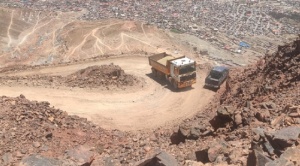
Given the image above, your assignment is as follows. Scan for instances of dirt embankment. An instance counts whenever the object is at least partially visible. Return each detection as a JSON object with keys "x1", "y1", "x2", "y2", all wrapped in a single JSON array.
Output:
[
  {"x1": 0, "y1": 94, "x2": 206, "y2": 166},
  {"x1": 65, "y1": 64, "x2": 141, "y2": 89},
  {"x1": 221, "y1": 36, "x2": 300, "y2": 108},
  {"x1": 174, "y1": 36, "x2": 300, "y2": 165},
  {"x1": 0, "y1": 64, "x2": 144, "y2": 90}
]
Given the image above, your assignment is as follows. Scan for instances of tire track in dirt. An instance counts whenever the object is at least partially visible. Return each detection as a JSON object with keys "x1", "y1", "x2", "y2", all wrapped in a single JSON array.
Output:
[
  {"x1": 0, "y1": 56, "x2": 215, "y2": 131},
  {"x1": 7, "y1": 10, "x2": 14, "y2": 47}
]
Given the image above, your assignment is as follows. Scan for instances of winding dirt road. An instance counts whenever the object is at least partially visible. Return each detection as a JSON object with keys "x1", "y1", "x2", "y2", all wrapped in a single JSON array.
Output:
[{"x1": 0, "y1": 56, "x2": 215, "y2": 131}]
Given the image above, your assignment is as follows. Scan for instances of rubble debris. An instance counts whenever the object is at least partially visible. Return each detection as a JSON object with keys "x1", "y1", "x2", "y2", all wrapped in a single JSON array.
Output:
[
  {"x1": 19, "y1": 155, "x2": 64, "y2": 166},
  {"x1": 65, "y1": 64, "x2": 140, "y2": 89},
  {"x1": 268, "y1": 126, "x2": 300, "y2": 152},
  {"x1": 65, "y1": 145, "x2": 94, "y2": 165},
  {"x1": 136, "y1": 151, "x2": 178, "y2": 166},
  {"x1": 266, "y1": 146, "x2": 300, "y2": 166},
  {"x1": 0, "y1": 64, "x2": 143, "y2": 90},
  {"x1": 250, "y1": 149, "x2": 272, "y2": 166},
  {"x1": 207, "y1": 140, "x2": 229, "y2": 163},
  {"x1": 178, "y1": 121, "x2": 213, "y2": 141},
  {"x1": 175, "y1": 37, "x2": 300, "y2": 166}
]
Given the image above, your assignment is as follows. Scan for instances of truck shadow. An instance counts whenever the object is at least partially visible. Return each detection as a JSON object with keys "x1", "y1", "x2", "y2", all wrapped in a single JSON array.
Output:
[
  {"x1": 202, "y1": 85, "x2": 218, "y2": 92},
  {"x1": 145, "y1": 73, "x2": 194, "y2": 92}
]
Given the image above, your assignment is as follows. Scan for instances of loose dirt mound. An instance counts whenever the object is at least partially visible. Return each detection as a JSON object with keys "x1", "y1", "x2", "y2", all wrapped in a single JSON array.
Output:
[
  {"x1": 0, "y1": 64, "x2": 143, "y2": 90},
  {"x1": 65, "y1": 64, "x2": 139, "y2": 89}
]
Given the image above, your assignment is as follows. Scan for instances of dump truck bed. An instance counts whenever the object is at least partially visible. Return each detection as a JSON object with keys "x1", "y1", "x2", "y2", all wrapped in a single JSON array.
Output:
[
  {"x1": 157, "y1": 56, "x2": 174, "y2": 66},
  {"x1": 148, "y1": 53, "x2": 175, "y2": 75}
]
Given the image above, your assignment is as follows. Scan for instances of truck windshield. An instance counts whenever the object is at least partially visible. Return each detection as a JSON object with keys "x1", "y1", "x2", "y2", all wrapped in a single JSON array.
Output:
[
  {"x1": 179, "y1": 65, "x2": 195, "y2": 74},
  {"x1": 210, "y1": 70, "x2": 222, "y2": 79}
]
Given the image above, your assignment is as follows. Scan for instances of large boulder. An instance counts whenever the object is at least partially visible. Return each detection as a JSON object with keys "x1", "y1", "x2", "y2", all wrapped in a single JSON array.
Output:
[
  {"x1": 2, "y1": 153, "x2": 13, "y2": 166},
  {"x1": 178, "y1": 123, "x2": 212, "y2": 140},
  {"x1": 207, "y1": 140, "x2": 229, "y2": 162},
  {"x1": 266, "y1": 146, "x2": 300, "y2": 166},
  {"x1": 214, "y1": 106, "x2": 244, "y2": 128},
  {"x1": 18, "y1": 155, "x2": 66, "y2": 166},
  {"x1": 184, "y1": 160, "x2": 204, "y2": 166},
  {"x1": 65, "y1": 145, "x2": 94, "y2": 165},
  {"x1": 179, "y1": 124, "x2": 190, "y2": 138},
  {"x1": 269, "y1": 126, "x2": 300, "y2": 151},
  {"x1": 217, "y1": 106, "x2": 234, "y2": 118},
  {"x1": 136, "y1": 151, "x2": 178, "y2": 166},
  {"x1": 253, "y1": 149, "x2": 272, "y2": 166}
]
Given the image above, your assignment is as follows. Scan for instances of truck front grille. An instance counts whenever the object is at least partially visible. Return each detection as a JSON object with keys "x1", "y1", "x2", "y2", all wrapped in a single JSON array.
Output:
[{"x1": 180, "y1": 73, "x2": 196, "y2": 82}]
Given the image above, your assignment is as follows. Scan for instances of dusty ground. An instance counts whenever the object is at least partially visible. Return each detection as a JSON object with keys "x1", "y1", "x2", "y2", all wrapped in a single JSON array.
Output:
[{"x1": 0, "y1": 56, "x2": 215, "y2": 131}]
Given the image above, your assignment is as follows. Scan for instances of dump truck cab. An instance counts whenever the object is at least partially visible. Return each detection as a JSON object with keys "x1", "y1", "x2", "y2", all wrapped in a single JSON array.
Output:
[{"x1": 169, "y1": 57, "x2": 196, "y2": 88}]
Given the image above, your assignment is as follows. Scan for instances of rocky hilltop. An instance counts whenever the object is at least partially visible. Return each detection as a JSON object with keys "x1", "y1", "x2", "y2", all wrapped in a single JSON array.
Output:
[{"x1": 176, "y1": 36, "x2": 300, "y2": 165}]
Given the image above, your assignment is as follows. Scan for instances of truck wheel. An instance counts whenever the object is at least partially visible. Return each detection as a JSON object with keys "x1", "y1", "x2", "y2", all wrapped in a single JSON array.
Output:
[
  {"x1": 172, "y1": 81, "x2": 178, "y2": 90},
  {"x1": 157, "y1": 71, "x2": 164, "y2": 79},
  {"x1": 151, "y1": 68, "x2": 157, "y2": 77}
]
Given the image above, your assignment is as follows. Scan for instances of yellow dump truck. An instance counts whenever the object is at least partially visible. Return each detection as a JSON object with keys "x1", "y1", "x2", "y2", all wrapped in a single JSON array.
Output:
[{"x1": 148, "y1": 52, "x2": 196, "y2": 89}]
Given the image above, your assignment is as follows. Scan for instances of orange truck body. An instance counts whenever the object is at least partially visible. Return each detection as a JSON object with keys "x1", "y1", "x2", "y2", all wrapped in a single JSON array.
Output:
[{"x1": 148, "y1": 52, "x2": 196, "y2": 89}]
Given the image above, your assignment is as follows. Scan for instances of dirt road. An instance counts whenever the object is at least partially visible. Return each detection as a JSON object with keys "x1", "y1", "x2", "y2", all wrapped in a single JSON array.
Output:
[{"x1": 0, "y1": 56, "x2": 215, "y2": 131}]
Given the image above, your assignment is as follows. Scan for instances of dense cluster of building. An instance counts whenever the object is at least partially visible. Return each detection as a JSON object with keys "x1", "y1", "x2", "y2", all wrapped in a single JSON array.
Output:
[{"x1": 1, "y1": 0, "x2": 299, "y2": 54}]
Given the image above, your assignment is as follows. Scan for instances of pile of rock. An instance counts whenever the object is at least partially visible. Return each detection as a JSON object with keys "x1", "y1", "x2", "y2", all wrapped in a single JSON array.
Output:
[
  {"x1": 64, "y1": 64, "x2": 141, "y2": 89},
  {"x1": 249, "y1": 126, "x2": 300, "y2": 166},
  {"x1": 0, "y1": 95, "x2": 181, "y2": 166},
  {"x1": 0, "y1": 95, "x2": 111, "y2": 165},
  {"x1": 174, "y1": 37, "x2": 300, "y2": 165},
  {"x1": 0, "y1": 64, "x2": 144, "y2": 90},
  {"x1": 221, "y1": 36, "x2": 300, "y2": 108}
]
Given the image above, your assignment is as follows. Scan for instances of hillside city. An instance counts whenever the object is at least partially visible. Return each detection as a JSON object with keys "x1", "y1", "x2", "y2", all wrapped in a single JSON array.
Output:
[{"x1": 1, "y1": 0, "x2": 299, "y2": 54}]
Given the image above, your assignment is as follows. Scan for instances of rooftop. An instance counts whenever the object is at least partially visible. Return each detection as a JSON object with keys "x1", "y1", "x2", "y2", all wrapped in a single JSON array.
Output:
[
  {"x1": 171, "y1": 57, "x2": 194, "y2": 66},
  {"x1": 213, "y1": 66, "x2": 228, "y2": 72}
]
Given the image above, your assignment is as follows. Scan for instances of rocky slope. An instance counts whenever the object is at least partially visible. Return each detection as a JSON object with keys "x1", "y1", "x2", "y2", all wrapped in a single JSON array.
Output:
[
  {"x1": 0, "y1": 37, "x2": 299, "y2": 166},
  {"x1": 176, "y1": 36, "x2": 300, "y2": 165}
]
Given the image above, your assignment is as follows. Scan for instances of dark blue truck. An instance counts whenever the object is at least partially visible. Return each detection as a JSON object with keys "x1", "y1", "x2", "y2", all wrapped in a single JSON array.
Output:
[{"x1": 205, "y1": 66, "x2": 229, "y2": 89}]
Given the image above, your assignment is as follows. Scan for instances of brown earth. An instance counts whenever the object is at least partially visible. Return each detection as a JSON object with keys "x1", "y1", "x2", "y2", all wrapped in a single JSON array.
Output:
[
  {"x1": 0, "y1": 56, "x2": 216, "y2": 131},
  {"x1": 0, "y1": 7, "x2": 186, "y2": 66},
  {"x1": 1, "y1": 37, "x2": 298, "y2": 166},
  {"x1": 0, "y1": 7, "x2": 257, "y2": 68},
  {"x1": 174, "y1": 36, "x2": 300, "y2": 165},
  {"x1": 0, "y1": 64, "x2": 143, "y2": 90},
  {"x1": 221, "y1": 36, "x2": 300, "y2": 108},
  {"x1": 64, "y1": 64, "x2": 141, "y2": 89}
]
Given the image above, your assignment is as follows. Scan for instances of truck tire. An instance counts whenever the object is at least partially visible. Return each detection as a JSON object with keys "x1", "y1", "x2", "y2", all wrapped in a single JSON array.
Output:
[
  {"x1": 172, "y1": 80, "x2": 178, "y2": 90},
  {"x1": 157, "y1": 71, "x2": 164, "y2": 79},
  {"x1": 151, "y1": 68, "x2": 157, "y2": 77}
]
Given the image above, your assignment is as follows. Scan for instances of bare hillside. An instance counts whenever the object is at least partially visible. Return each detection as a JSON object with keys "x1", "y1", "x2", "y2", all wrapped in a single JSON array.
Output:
[
  {"x1": 0, "y1": 7, "x2": 257, "y2": 68},
  {"x1": 0, "y1": 8, "x2": 182, "y2": 66}
]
